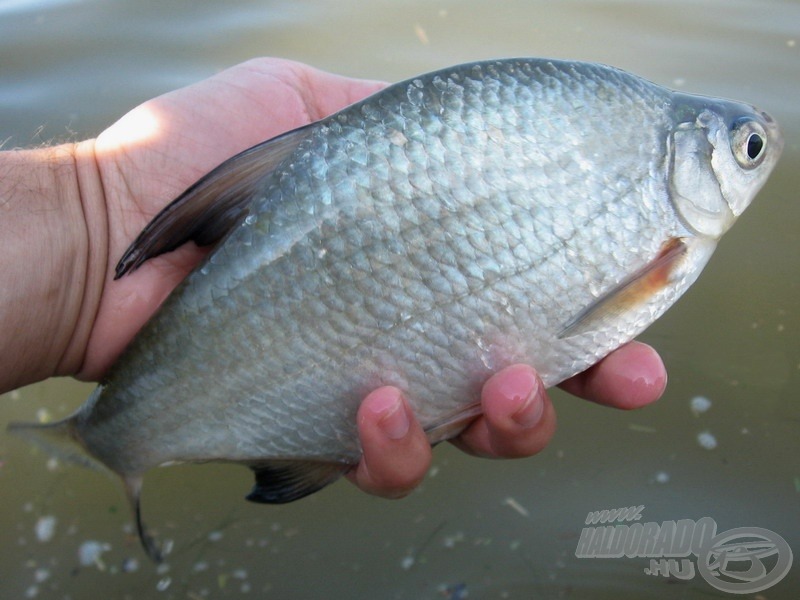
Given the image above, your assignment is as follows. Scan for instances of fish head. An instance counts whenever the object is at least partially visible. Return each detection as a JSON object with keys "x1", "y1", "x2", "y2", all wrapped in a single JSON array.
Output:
[{"x1": 668, "y1": 95, "x2": 783, "y2": 239}]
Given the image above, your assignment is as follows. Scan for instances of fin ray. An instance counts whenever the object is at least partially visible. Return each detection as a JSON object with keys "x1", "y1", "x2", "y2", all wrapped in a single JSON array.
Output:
[
  {"x1": 558, "y1": 237, "x2": 688, "y2": 339},
  {"x1": 6, "y1": 416, "x2": 105, "y2": 472},
  {"x1": 245, "y1": 460, "x2": 349, "y2": 504}
]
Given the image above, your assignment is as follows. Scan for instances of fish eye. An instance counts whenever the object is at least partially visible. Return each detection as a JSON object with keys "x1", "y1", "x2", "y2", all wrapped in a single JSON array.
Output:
[
  {"x1": 731, "y1": 119, "x2": 767, "y2": 169},
  {"x1": 746, "y1": 133, "x2": 764, "y2": 160}
]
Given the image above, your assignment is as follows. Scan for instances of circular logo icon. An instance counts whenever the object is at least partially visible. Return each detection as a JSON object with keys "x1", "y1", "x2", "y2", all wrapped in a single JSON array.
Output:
[{"x1": 697, "y1": 527, "x2": 793, "y2": 594}]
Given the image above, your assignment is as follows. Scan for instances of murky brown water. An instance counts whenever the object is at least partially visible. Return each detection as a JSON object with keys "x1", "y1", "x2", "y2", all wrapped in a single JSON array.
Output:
[{"x1": 1, "y1": 0, "x2": 798, "y2": 598}]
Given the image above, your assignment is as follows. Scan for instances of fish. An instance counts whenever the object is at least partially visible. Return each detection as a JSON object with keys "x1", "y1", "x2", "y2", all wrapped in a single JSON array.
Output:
[{"x1": 9, "y1": 58, "x2": 782, "y2": 561}]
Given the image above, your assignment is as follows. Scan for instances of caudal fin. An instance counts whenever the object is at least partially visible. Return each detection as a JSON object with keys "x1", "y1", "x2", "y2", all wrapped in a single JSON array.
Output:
[
  {"x1": 6, "y1": 416, "x2": 104, "y2": 471},
  {"x1": 8, "y1": 415, "x2": 164, "y2": 563}
]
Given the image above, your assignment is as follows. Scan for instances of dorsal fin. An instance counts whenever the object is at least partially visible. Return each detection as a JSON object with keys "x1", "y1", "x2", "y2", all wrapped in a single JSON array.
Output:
[
  {"x1": 114, "y1": 124, "x2": 314, "y2": 279},
  {"x1": 558, "y1": 237, "x2": 689, "y2": 339}
]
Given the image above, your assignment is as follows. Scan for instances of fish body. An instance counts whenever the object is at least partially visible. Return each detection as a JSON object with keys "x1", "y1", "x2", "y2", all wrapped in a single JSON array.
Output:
[{"x1": 11, "y1": 58, "x2": 782, "y2": 559}]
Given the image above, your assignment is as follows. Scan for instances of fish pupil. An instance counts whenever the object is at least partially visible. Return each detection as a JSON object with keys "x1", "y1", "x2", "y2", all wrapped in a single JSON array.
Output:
[{"x1": 747, "y1": 133, "x2": 764, "y2": 160}]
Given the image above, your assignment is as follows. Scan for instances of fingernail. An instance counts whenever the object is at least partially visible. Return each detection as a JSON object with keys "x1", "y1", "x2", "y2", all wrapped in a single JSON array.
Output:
[
  {"x1": 372, "y1": 394, "x2": 410, "y2": 440},
  {"x1": 488, "y1": 366, "x2": 545, "y2": 428},
  {"x1": 512, "y1": 390, "x2": 544, "y2": 428}
]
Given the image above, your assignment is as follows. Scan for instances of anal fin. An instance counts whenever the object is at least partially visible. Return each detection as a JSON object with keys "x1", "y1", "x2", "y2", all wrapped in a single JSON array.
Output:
[
  {"x1": 424, "y1": 402, "x2": 483, "y2": 445},
  {"x1": 245, "y1": 460, "x2": 350, "y2": 504},
  {"x1": 558, "y1": 237, "x2": 688, "y2": 339}
]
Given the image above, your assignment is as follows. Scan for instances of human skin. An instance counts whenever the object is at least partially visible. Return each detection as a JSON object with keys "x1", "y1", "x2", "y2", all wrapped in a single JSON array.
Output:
[{"x1": 0, "y1": 58, "x2": 667, "y2": 498}]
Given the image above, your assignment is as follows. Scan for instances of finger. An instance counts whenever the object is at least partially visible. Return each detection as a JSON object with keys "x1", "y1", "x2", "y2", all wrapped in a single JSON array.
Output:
[
  {"x1": 347, "y1": 387, "x2": 432, "y2": 498},
  {"x1": 452, "y1": 364, "x2": 556, "y2": 459},
  {"x1": 558, "y1": 341, "x2": 667, "y2": 410}
]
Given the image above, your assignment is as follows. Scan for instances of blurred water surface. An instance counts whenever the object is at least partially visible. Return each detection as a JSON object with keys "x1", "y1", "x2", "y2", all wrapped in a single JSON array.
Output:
[{"x1": 0, "y1": 0, "x2": 798, "y2": 598}]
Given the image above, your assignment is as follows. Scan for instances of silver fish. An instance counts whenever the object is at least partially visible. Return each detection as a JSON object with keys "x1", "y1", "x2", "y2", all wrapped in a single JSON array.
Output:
[{"x1": 11, "y1": 58, "x2": 782, "y2": 561}]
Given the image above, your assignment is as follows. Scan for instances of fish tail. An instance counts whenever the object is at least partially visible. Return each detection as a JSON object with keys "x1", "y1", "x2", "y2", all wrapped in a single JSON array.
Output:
[
  {"x1": 6, "y1": 414, "x2": 105, "y2": 472},
  {"x1": 8, "y1": 407, "x2": 164, "y2": 563}
]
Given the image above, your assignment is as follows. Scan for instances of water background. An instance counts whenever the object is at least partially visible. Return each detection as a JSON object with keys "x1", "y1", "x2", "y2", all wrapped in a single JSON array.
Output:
[{"x1": 1, "y1": 0, "x2": 798, "y2": 598}]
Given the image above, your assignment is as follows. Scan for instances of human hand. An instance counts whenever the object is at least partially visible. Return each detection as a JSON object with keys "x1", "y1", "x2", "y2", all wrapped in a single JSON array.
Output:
[{"x1": 350, "y1": 340, "x2": 665, "y2": 497}]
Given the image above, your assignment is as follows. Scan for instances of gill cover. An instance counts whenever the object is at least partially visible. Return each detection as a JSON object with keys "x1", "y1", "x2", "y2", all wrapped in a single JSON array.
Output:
[{"x1": 669, "y1": 105, "x2": 781, "y2": 239}]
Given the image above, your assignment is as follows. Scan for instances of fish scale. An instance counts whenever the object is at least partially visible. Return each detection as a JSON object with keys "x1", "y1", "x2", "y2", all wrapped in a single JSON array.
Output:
[{"x1": 9, "y1": 58, "x2": 782, "y2": 562}]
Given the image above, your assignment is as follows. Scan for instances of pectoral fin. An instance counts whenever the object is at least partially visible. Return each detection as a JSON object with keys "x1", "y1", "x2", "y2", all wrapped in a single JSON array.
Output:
[
  {"x1": 115, "y1": 124, "x2": 314, "y2": 278},
  {"x1": 558, "y1": 238, "x2": 688, "y2": 339},
  {"x1": 245, "y1": 460, "x2": 350, "y2": 504}
]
